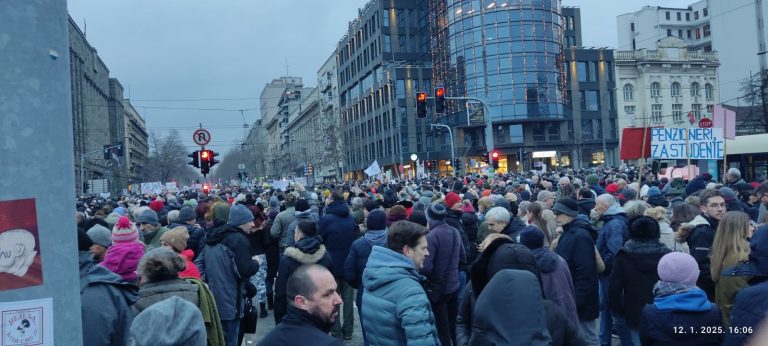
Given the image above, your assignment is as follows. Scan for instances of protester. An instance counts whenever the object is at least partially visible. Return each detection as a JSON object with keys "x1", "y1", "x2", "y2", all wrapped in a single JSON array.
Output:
[
  {"x1": 679, "y1": 189, "x2": 726, "y2": 300},
  {"x1": 361, "y1": 220, "x2": 439, "y2": 345},
  {"x1": 160, "y1": 226, "x2": 202, "y2": 279},
  {"x1": 101, "y1": 216, "x2": 144, "y2": 284},
  {"x1": 258, "y1": 264, "x2": 344, "y2": 346},
  {"x1": 132, "y1": 248, "x2": 199, "y2": 314},
  {"x1": 86, "y1": 224, "x2": 111, "y2": 262},
  {"x1": 136, "y1": 209, "x2": 170, "y2": 251},
  {"x1": 719, "y1": 224, "x2": 768, "y2": 327}
]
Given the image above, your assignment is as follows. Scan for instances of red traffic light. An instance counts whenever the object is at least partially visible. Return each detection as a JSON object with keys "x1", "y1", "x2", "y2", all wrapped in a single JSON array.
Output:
[
  {"x1": 417, "y1": 92, "x2": 427, "y2": 102},
  {"x1": 435, "y1": 87, "x2": 445, "y2": 97},
  {"x1": 491, "y1": 151, "x2": 499, "y2": 159},
  {"x1": 201, "y1": 150, "x2": 210, "y2": 159}
]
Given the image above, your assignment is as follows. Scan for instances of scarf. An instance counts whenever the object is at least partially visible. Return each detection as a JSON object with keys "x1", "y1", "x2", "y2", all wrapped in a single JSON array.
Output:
[
  {"x1": 653, "y1": 280, "x2": 695, "y2": 298},
  {"x1": 364, "y1": 229, "x2": 388, "y2": 247}
]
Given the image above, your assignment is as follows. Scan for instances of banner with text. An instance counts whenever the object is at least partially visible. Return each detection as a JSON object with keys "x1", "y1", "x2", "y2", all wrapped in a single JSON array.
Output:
[{"x1": 651, "y1": 128, "x2": 724, "y2": 160}]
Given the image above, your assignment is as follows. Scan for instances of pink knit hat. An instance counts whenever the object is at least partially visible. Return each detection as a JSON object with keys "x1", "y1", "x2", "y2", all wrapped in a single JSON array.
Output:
[{"x1": 112, "y1": 216, "x2": 139, "y2": 243}]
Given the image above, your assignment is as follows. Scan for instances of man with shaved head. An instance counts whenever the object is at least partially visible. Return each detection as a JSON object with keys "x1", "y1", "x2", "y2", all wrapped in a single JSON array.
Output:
[{"x1": 258, "y1": 264, "x2": 344, "y2": 346}]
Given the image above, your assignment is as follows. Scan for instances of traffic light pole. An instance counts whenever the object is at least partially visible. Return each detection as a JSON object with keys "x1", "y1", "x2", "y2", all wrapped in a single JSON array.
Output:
[
  {"x1": 429, "y1": 124, "x2": 455, "y2": 176},
  {"x1": 80, "y1": 144, "x2": 122, "y2": 195},
  {"x1": 445, "y1": 96, "x2": 494, "y2": 171}
]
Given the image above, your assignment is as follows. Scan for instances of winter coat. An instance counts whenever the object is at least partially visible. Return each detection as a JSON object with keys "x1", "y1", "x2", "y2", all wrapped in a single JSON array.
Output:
[
  {"x1": 641, "y1": 288, "x2": 723, "y2": 346},
  {"x1": 590, "y1": 184, "x2": 606, "y2": 196},
  {"x1": 422, "y1": 220, "x2": 466, "y2": 299},
  {"x1": 445, "y1": 208, "x2": 472, "y2": 270},
  {"x1": 501, "y1": 215, "x2": 527, "y2": 242},
  {"x1": 143, "y1": 226, "x2": 170, "y2": 252},
  {"x1": 195, "y1": 225, "x2": 259, "y2": 321},
  {"x1": 658, "y1": 220, "x2": 684, "y2": 252},
  {"x1": 533, "y1": 247, "x2": 580, "y2": 327},
  {"x1": 465, "y1": 270, "x2": 552, "y2": 345},
  {"x1": 361, "y1": 246, "x2": 440, "y2": 346},
  {"x1": 274, "y1": 235, "x2": 334, "y2": 324},
  {"x1": 596, "y1": 211, "x2": 628, "y2": 276},
  {"x1": 318, "y1": 200, "x2": 357, "y2": 278},
  {"x1": 577, "y1": 198, "x2": 595, "y2": 217},
  {"x1": 718, "y1": 225, "x2": 768, "y2": 327},
  {"x1": 460, "y1": 211, "x2": 480, "y2": 266},
  {"x1": 258, "y1": 305, "x2": 345, "y2": 346},
  {"x1": 100, "y1": 241, "x2": 145, "y2": 283},
  {"x1": 79, "y1": 252, "x2": 138, "y2": 346},
  {"x1": 608, "y1": 241, "x2": 671, "y2": 328},
  {"x1": 130, "y1": 296, "x2": 207, "y2": 346},
  {"x1": 270, "y1": 206, "x2": 297, "y2": 250},
  {"x1": 647, "y1": 194, "x2": 669, "y2": 208},
  {"x1": 168, "y1": 222, "x2": 205, "y2": 258},
  {"x1": 685, "y1": 175, "x2": 710, "y2": 196},
  {"x1": 285, "y1": 209, "x2": 320, "y2": 249},
  {"x1": 179, "y1": 249, "x2": 202, "y2": 280},
  {"x1": 132, "y1": 278, "x2": 199, "y2": 315},
  {"x1": 554, "y1": 218, "x2": 600, "y2": 321},
  {"x1": 724, "y1": 280, "x2": 768, "y2": 346},
  {"x1": 681, "y1": 214, "x2": 719, "y2": 299},
  {"x1": 343, "y1": 229, "x2": 387, "y2": 290}
]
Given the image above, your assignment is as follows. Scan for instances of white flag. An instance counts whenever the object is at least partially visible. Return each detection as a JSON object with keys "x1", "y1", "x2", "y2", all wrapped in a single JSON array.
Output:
[{"x1": 364, "y1": 160, "x2": 381, "y2": 177}]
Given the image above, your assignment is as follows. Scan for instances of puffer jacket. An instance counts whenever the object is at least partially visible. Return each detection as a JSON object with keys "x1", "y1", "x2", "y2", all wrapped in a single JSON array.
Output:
[
  {"x1": 680, "y1": 214, "x2": 719, "y2": 299},
  {"x1": 461, "y1": 211, "x2": 480, "y2": 266},
  {"x1": 596, "y1": 208, "x2": 628, "y2": 276},
  {"x1": 270, "y1": 206, "x2": 297, "y2": 251},
  {"x1": 361, "y1": 246, "x2": 440, "y2": 346},
  {"x1": 554, "y1": 218, "x2": 600, "y2": 321},
  {"x1": 274, "y1": 235, "x2": 334, "y2": 324},
  {"x1": 132, "y1": 278, "x2": 199, "y2": 315},
  {"x1": 318, "y1": 200, "x2": 357, "y2": 278},
  {"x1": 641, "y1": 287, "x2": 722, "y2": 346}
]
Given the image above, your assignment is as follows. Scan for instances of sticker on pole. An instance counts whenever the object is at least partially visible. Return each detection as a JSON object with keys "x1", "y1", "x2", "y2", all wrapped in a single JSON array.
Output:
[{"x1": 193, "y1": 128, "x2": 211, "y2": 146}]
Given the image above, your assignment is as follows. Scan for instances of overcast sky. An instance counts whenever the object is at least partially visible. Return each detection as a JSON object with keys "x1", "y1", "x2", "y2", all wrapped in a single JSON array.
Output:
[{"x1": 67, "y1": 0, "x2": 693, "y2": 155}]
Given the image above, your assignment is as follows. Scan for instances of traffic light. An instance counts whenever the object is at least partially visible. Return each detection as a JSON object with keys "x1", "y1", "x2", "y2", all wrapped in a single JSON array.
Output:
[
  {"x1": 209, "y1": 150, "x2": 220, "y2": 169},
  {"x1": 435, "y1": 87, "x2": 446, "y2": 114},
  {"x1": 416, "y1": 92, "x2": 427, "y2": 118},
  {"x1": 454, "y1": 159, "x2": 462, "y2": 170},
  {"x1": 103, "y1": 145, "x2": 110, "y2": 160},
  {"x1": 117, "y1": 141, "x2": 124, "y2": 156},
  {"x1": 491, "y1": 150, "x2": 500, "y2": 169},
  {"x1": 188, "y1": 151, "x2": 200, "y2": 168},
  {"x1": 308, "y1": 162, "x2": 313, "y2": 175},
  {"x1": 522, "y1": 151, "x2": 528, "y2": 161},
  {"x1": 200, "y1": 150, "x2": 210, "y2": 175},
  {"x1": 202, "y1": 184, "x2": 210, "y2": 194}
]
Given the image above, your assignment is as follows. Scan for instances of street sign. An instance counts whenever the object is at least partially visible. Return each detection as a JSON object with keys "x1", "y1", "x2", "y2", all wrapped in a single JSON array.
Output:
[
  {"x1": 193, "y1": 128, "x2": 211, "y2": 146},
  {"x1": 698, "y1": 117, "x2": 713, "y2": 128}
]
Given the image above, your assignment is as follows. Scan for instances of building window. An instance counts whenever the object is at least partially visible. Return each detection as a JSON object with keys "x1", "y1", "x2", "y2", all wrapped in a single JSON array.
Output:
[
  {"x1": 707, "y1": 104, "x2": 714, "y2": 117},
  {"x1": 383, "y1": 35, "x2": 391, "y2": 53},
  {"x1": 650, "y1": 82, "x2": 661, "y2": 97},
  {"x1": 497, "y1": 125, "x2": 506, "y2": 144},
  {"x1": 548, "y1": 123, "x2": 560, "y2": 141},
  {"x1": 533, "y1": 124, "x2": 545, "y2": 142},
  {"x1": 587, "y1": 90, "x2": 600, "y2": 111},
  {"x1": 705, "y1": 83, "x2": 714, "y2": 101},
  {"x1": 577, "y1": 62, "x2": 588, "y2": 82},
  {"x1": 694, "y1": 11, "x2": 699, "y2": 20},
  {"x1": 704, "y1": 45, "x2": 712, "y2": 52},
  {"x1": 624, "y1": 105, "x2": 636, "y2": 115},
  {"x1": 396, "y1": 9, "x2": 405, "y2": 27},
  {"x1": 623, "y1": 84, "x2": 634, "y2": 101},
  {"x1": 630, "y1": 22, "x2": 634, "y2": 31},
  {"x1": 695, "y1": 28, "x2": 701, "y2": 39},
  {"x1": 687, "y1": 30, "x2": 692, "y2": 38},
  {"x1": 692, "y1": 103, "x2": 702, "y2": 119},
  {"x1": 691, "y1": 82, "x2": 700, "y2": 97},
  {"x1": 678, "y1": 29, "x2": 683, "y2": 38},
  {"x1": 509, "y1": 124, "x2": 524, "y2": 144},
  {"x1": 671, "y1": 82, "x2": 681, "y2": 97},
  {"x1": 581, "y1": 119, "x2": 593, "y2": 140},
  {"x1": 672, "y1": 104, "x2": 683, "y2": 122},
  {"x1": 666, "y1": 11, "x2": 670, "y2": 20},
  {"x1": 703, "y1": 7, "x2": 708, "y2": 16},
  {"x1": 568, "y1": 121, "x2": 574, "y2": 140},
  {"x1": 579, "y1": 90, "x2": 587, "y2": 111},
  {"x1": 703, "y1": 25, "x2": 711, "y2": 37},
  {"x1": 677, "y1": 12, "x2": 682, "y2": 21},
  {"x1": 686, "y1": 13, "x2": 690, "y2": 21},
  {"x1": 383, "y1": 11, "x2": 390, "y2": 27},
  {"x1": 667, "y1": 29, "x2": 672, "y2": 37},
  {"x1": 652, "y1": 104, "x2": 663, "y2": 122},
  {"x1": 589, "y1": 61, "x2": 599, "y2": 81}
]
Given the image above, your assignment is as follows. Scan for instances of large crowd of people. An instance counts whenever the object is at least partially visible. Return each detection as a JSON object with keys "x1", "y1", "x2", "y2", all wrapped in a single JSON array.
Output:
[{"x1": 75, "y1": 165, "x2": 768, "y2": 345}]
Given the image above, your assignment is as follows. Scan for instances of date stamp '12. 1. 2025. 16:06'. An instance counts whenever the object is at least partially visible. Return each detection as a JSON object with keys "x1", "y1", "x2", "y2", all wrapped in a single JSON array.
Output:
[{"x1": 673, "y1": 326, "x2": 753, "y2": 335}]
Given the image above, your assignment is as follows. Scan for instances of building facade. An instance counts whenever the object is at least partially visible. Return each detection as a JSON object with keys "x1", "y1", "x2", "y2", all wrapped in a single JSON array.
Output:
[
  {"x1": 286, "y1": 87, "x2": 322, "y2": 181},
  {"x1": 615, "y1": 36, "x2": 720, "y2": 143},
  {"x1": 317, "y1": 53, "x2": 344, "y2": 181},
  {"x1": 123, "y1": 102, "x2": 149, "y2": 191},
  {"x1": 617, "y1": 1, "x2": 711, "y2": 52},
  {"x1": 254, "y1": 77, "x2": 307, "y2": 179}
]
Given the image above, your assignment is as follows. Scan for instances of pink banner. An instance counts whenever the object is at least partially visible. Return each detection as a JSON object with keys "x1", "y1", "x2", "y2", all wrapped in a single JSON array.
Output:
[{"x1": 712, "y1": 104, "x2": 736, "y2": 139}]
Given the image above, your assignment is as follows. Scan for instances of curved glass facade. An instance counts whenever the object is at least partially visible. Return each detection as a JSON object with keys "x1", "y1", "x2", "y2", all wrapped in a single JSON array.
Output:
[{"x1": 436, "y1": 0, "x2": 566, "y2": 120}]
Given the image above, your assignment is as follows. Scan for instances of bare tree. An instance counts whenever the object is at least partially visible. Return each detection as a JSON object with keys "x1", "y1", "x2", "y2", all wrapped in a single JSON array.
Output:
[
  {"x1": 211, "y1": 141, "x2": 249, "y2": 182},
  {"x1": 736, "y1": 73, "x2": 768, "y2": 134},
  {"x1": 145, "y1": 130, "x2": 200, "y2": 184}
]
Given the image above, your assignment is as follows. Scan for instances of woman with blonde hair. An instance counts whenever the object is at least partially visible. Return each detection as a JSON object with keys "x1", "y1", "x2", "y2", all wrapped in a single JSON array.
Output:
[
  {"x1": 476, "y1": 196, "x2": 495, "y2": 222},
  {"x1": 712, "y1": 211, "x2": 755, "y2": 326},
  {"x1": 644, "y1": 206, "x2": 689, "y2": 253}
]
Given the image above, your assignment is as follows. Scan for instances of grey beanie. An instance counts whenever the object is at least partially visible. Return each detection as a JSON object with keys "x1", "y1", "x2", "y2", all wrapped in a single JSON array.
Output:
[
  {"x1": 130, "y1": 296, "x2": 206, "y2": 346},
  {"x1": 87, "y1": 224, "x2": 112, "y2": 248},
  {"x1": 178, "y1": 206, "x2": 196, "y2": 222},
  {"x1": 137, "y1": 209, "x2": 159, "y2": 225},
  {"x1": 228, "y1": 204, "x2": 254, "y2": 226}
]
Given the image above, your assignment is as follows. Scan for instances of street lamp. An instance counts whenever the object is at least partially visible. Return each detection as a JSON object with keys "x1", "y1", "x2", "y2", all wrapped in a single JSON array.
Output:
[{"x1": 410, "y1": 153, "x2": 417, "y2": 178}]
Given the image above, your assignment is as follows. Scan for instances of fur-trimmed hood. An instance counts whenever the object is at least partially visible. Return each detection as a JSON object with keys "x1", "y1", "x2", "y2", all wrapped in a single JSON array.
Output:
[
  {"x1": 284, "y1": 238, "x2": 328, "y2": 264},
  {"x1": 677, "y1": 214, "x2": 710, "y2": 242}
]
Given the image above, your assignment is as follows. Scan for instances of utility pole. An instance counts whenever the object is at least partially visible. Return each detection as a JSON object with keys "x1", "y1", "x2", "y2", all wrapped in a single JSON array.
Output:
[{"x1": 430, "y1": 124, "x2": 455, "y2": 176}]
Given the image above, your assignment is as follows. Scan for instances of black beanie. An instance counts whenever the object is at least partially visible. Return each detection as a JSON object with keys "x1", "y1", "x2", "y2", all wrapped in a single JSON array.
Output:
[
  {"x1": 295, "y1": 199, "x2": 310, "y2": 212},
  {"x1": 366, "y1": 210, "x2": 387, "y2": 231},
  {"x1": 629, "y1": 216, "x2": 661, "y2": 240},
  {"x1": 78, "y1": 228, "x2": 93, "y2": 251},
  {"x1": 364, "y1": 199, "x2": 380, "y2": 212}
]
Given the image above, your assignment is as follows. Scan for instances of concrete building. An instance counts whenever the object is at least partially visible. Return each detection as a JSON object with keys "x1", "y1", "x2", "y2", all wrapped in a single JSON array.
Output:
[
  {"x1": 337, "y1": 0, "x2": 433, "y2": 179},
  {"x1": 123, "y1": 102, "x2": 149, "y2": 191},
  {"x1": 615, "y1": 36, "x2": 720, "y2": 143},
  {"x1": 285, "y1": 87, "x2": 322, "y2": 181},
  {"x1": 317, "y1": 53, "x2": 344, "y2": 181},
  {"x1": 618, "y1": 0, "x2": 766, "y2": 106}
]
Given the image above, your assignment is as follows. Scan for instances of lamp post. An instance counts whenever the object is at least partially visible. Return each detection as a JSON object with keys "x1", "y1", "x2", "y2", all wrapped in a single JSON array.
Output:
[{"x1": 410, "y1": 153, "x2": 418, "y2": 178}]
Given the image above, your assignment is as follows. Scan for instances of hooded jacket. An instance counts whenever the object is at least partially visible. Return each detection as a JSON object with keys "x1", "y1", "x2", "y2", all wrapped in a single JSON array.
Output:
[
  {"x1": 422, "y1": 220, "x2": 466, "y2": 299},
  {"x1": 718, "y1": 225, "x2": 768, "y2": 327},
  {"x1": 554, "y1": 217, "x2": 600, "y2": 321},
  {"x1": 132, "y1": 278, "x2": 199, "y2": 315},
  {"x1": 608, "y1": 240, "x2": 671, "y2": 328},
  {"x1": 641, "y1": 288, "x2": 722, "y2": 346},
  {"x1": 285, "y1": 209, "x2": 320, "y2": 249},
  {"x1": 724, "y1": 280, "x2": 768, "y2": 346},
  {"x1": 596, "y1": 206, "x2": 628, "y2": 276},
  {"x1": 130, "y1": 296, "x2": 207, "y2": 346},
  {"x1": 270, "y1": 206, "x2": 297, "y2": 250},
  {"x1": 258, "y1": 305, "x2": 344, "y2": 346},
  {"x1": 445, "y1": 208, "x2": 472, "y2": 270},
  {"x1": 361, "y1": 246, "x2": 440, "y2": 346},
  {"x1": 467, "y1": 270, "x2": 552, "y2": 345},
  {"x1": 79, "y1": 252, "x2": 138, "y2": 346},
  {"x1": 501, "y1": 215, "x2": 528, "y2": 242},
  {"x1": 318, "y1": 199, "x2": 357, "y2": 278},
  {"x1": 577, "y1": 198, "x2": 596, "y2": 216},
  {"x1": 100, "y1": 241, "x2": 145, "y2": 283},
  {"x1": 195, "y1": 225, "x2": 259, "y2": 321},
  {"x1": 681, "y1": 214, "x2": 719, "y2": 299},
  {"x1": 344, "y1": 229, "x2": 388, "y2": 290},
  {"x1": 533, "y1": 247, "x2": 580, "y2": 328},
  {"x1": 274, "y1": 235, "x2": 334, "y2": 323},
  {"x1": 460, "y1": 211, "x2": 480, "y2": 266}
]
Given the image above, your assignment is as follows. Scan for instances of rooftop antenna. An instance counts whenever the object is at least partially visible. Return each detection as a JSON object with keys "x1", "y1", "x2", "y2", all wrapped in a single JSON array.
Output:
[{"x1": 285, "y1": 57, "x2": 290, "y2": 77}]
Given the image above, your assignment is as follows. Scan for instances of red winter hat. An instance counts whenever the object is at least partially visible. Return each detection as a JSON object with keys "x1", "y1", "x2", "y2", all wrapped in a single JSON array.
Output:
[
  {"x1": 606, "y1": 183, "x2": 620, "y2": 194},
  {"x1": 445, "y1": 192, "x2": 461, "y2": 209},
  {"x1": 149, "y1": 199, "x2": 164, "y2": 212}
]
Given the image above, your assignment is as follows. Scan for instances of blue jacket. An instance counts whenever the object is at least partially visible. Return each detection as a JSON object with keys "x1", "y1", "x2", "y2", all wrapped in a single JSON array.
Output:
[
  {"x1": 195, "y1": 225, "x2": 258, "y2": 320},
  {"x1": 344, "y1": 229, "x2": 387, "y2": 290},
  {"x1": 79, "y1": 252, "x2": 138, "y2": 346},
  {"x1": 596, "y1": 211, "x2": 628, "y2": 276},
  {"x1": 590, "y1": 184, "x2": 606, "y2": 196},
  {"x1": 641, "y1": 288, "x2": 722, "y2": 346},
  {"x1": 318, "y1": 200, "x2": 357, "y2": 278},
  {"x1": 554, "y1": 217, "x2": 599, "y2": 321},
  {"x1": 361, "y1": 246, "x2": 440, "y2": 346},
  {"x1": 422, "y1": 220, "x2": 466, "y2": 298},
  {"x1": 725, "y1": 280, "x2": 768, "y2": 346}
]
